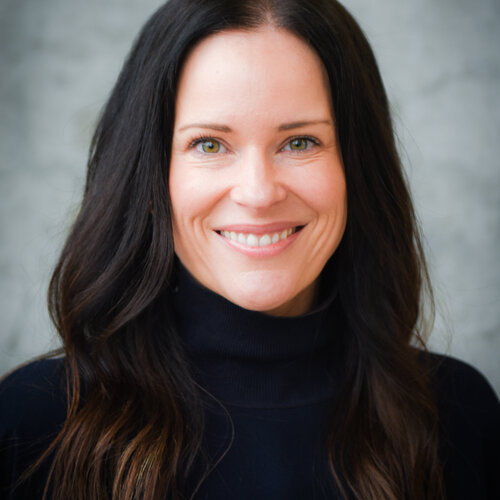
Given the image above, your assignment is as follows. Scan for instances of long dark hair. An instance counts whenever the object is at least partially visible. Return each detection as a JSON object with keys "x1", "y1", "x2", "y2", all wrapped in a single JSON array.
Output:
[{"x1": 38, "y1": 0, "x2": 444, "y2": 498}]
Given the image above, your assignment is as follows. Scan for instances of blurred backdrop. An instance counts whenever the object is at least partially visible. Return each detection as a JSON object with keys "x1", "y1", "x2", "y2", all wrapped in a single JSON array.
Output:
[{"x1": 1, "y1": 0, "x2": 499, "y2": 393}]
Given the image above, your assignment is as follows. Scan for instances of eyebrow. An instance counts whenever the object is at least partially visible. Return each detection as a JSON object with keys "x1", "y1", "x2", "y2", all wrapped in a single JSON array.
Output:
[
  {"x1": 278, "y1": 120, "x2": 332, "y2": 131},
  {"x1": 177, "y1": 123, "x2": 232, "y2": 133},
  {"x1": 177, "y1": 119, "x2": 332, "y2": 133}
]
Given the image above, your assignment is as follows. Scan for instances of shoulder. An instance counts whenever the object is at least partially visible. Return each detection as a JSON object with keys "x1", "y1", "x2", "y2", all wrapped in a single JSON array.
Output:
[
  {"x1": 0, "y1": 358, "x2": 67, "y2": 498},
  {"x1": 0, "y1": 357, "x2": 67, "y2": 439},
  {"x1": 422, "y1": 352, "x2": 500, "y2": 499},
  {"x1": 423, "y1": 352, "x2": 499, "y2": 420},
  {"x1": 422, "y1": 352, "x2": 499, "y2": 456}
]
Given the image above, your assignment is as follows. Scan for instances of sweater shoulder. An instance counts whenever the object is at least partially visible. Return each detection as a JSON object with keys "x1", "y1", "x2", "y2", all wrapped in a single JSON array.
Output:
[
  {"x1": 0, "y1": 358, "x2": 66, "y2": 498},
  {"x1": 424, "y1": 352, "x2": 499, "y2": 415},
  {"x1": 423, "y1": 352, "x2": 500, "y2": 499},
  {"x1": 0, "y1": 358, "x2": 67, "y2": 439}
]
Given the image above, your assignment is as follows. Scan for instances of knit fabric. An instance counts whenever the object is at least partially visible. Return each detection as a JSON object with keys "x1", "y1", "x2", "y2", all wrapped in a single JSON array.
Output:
[{"x1": 1, "y1": 263, "x2": 499, "y2": 498}]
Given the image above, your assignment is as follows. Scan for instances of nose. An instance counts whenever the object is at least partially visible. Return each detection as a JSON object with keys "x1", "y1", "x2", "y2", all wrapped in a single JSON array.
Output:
[{"x1": 230, "y1": 153, "x2": 287, "y2": 209}]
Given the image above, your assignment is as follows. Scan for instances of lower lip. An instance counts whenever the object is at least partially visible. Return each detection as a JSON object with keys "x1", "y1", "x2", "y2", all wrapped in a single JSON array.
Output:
[{"x1": 216, "y1": 229, "x2": 302, "y2": 257}]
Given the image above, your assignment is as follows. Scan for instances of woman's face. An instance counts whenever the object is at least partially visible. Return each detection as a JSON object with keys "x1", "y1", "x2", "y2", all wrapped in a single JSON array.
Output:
[{"x1": 169, "y1": 27, "x2": 347, "y2": 316}]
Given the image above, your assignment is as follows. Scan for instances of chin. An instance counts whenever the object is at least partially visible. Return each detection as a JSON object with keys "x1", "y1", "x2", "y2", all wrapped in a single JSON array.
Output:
[
  {"x1": 234, "y1": 295, "x2": 290, "y2": 314},
  {"x1": 217, "y1": 272, "x2": 314, "y2": 317}
]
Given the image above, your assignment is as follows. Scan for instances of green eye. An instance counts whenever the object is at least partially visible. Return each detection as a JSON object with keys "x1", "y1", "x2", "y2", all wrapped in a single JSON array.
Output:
[
  {"x1": 289, "y1": 138, "x2": 308, "y2": 150},
  {"x1": 191, "y1": 137, "x2": 228, "y2": 154},
  {"x1": 200, "y1": 140, "x2": 220, "y2": 153},
  {"x1": 282, "y1": 136, "x2": 319, "y2": 153}
]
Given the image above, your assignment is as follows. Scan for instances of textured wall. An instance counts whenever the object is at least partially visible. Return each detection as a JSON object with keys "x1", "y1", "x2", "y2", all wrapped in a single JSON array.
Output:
[{"x1": 1, "y1": 0, "x2": 499, "y2": 394}]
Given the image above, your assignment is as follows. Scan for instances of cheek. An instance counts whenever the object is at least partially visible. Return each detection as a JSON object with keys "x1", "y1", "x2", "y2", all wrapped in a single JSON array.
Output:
[
  {"x1": 169, "y1": 166, "x2": 219, "y2": 222},
  {"x1": 294, "y1": 164, "x2": 347, "y2": 215}
]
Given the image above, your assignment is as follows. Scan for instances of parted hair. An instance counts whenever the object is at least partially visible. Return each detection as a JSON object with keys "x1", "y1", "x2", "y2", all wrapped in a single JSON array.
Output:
[{"x1": 34, "y1": 0, "x2": 444, "y2": 498}]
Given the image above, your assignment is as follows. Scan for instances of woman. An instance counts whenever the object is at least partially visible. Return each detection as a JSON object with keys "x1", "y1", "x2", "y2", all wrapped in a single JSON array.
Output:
[{"x1": 1, "y1": 0, "x2": 498, "y2": 499}]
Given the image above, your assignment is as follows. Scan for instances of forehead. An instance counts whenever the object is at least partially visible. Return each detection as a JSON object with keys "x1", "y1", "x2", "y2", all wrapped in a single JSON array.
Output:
[{"x1": 175, "y1": 27, "x2": 332, "y2": 124}]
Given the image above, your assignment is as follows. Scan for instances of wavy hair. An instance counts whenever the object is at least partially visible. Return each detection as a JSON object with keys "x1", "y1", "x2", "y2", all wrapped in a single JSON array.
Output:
[{"x1": 35, "y1": 0, "x2": 444, "y2": 498}]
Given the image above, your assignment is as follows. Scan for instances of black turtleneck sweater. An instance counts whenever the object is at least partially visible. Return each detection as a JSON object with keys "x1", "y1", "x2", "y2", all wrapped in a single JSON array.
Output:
[
  {"x1": 171, "y1": 263, "x2": 343, "y2": 499},
  {"x1": 1, "y1": 264, "x2": 499, "y2": 499}
]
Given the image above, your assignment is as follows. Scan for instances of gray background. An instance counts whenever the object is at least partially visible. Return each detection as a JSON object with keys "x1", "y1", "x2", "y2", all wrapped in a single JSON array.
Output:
[{"x1": 1, "y1": 0, "x2": 499, "y2": 394}]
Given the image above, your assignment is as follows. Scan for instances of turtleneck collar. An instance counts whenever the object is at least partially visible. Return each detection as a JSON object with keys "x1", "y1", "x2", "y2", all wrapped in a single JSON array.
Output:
[{"x1": 171, "y1": 260, "x2": 342, "y2": 409}]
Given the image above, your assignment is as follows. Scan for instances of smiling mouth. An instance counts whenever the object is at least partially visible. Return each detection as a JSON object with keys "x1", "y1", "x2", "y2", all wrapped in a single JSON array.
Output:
[{"x1": 215, "y1": 226, "x2": 304, "y2": 248}]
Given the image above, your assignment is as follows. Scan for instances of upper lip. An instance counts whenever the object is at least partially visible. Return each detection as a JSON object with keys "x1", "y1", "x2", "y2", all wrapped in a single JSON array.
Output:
[{"x1": 214, "y1": 222, "x2": 306, "y2": 235}]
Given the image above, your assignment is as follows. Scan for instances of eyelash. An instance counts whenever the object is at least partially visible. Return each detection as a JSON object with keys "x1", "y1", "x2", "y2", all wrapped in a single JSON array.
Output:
[
  {"x1": 187, "y1": 135, "x2": 320, "y2": 153},
  {"x1": 281, "y1": 136, "x2": 320, "y2": 152},
  {"x1": 188, "y1": 135, "x2": 222, "y2": 150}
]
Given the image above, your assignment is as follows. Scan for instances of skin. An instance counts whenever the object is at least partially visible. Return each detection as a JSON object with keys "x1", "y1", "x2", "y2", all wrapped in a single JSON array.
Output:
[{"x1": 169, "y1": 26, "x2": 347, "y2": 316}]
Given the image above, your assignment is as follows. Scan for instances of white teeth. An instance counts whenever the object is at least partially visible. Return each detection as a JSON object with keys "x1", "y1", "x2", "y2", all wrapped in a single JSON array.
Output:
[
  {"x1": 259, "y1": 234, "x2": 271, "y2": 247},
  {"x1": 246, "y1": 234, "x2": 259, "y2": 247},
  {"x1": 219, "y1": 227, "x2": 299, "y2": 247}
]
